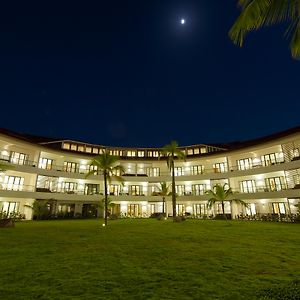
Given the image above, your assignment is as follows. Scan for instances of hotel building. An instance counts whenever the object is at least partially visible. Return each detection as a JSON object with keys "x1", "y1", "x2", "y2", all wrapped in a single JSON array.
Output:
[{"x1": 0, "y1": 126, "x2": 300, "y2": 220}]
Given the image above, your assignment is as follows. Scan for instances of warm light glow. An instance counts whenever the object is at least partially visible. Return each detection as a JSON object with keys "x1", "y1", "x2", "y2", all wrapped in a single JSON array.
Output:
[
  {"x1": 102, "y1": 224, "x2": 106, "y2": 227},
  {"x1": 181, "y1": 19, "x2": 185, "y2": 24}
]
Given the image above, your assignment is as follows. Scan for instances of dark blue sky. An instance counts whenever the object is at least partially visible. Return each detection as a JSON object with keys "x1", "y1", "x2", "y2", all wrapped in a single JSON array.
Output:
[{"x1": 0, "y1": 1, "x2": 299, "y2": 147}]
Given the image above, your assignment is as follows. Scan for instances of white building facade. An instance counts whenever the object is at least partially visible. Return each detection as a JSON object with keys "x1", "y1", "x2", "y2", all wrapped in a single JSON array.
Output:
[{"x1": 0, "y1": 127, "x2": 300, "y2": 220}]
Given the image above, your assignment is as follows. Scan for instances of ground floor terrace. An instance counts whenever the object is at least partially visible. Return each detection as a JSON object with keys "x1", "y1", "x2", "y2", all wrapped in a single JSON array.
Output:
[{"x1": 0, "y1": 196, "x2": 299, "y2": 220}]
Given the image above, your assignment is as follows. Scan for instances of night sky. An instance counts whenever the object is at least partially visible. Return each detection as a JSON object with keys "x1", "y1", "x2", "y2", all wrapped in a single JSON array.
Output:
[{"x1": 0, "y1": 1, "x2": 299, "y2": 147}]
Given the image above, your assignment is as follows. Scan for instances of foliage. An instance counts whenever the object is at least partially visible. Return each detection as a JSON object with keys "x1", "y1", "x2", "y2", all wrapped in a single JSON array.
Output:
[
  {"x1": 229, "y1": 0, "x2": 300, "y2": 59},
  {"x1": 161, "y1": 141, "x2": 186, "y2": 220},
  {"x1": 156, "y1": 182, "x2": 171, "y2": 214},
  {"x1": 0, "y1": 211, "x2": 25, "y2": 221},
  {"x1": 29, "y1": 200, "x2": 51, "y2": 220},
  {"x1": 86, "y1": 151, "x2": 124, "y2": 226},
  {"x1": 206, "y1": 183, "x2": 248, "y2": 219}
]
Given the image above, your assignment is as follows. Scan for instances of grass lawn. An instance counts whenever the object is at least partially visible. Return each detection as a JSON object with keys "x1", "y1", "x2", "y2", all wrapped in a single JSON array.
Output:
[{"x1": 0, "y1": 219, "x2": 299, "y2": 299}]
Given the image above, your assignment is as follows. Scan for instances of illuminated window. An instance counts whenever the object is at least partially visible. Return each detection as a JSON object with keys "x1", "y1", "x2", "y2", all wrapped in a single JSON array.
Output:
[
  {"x1": 1, "y1": 202, "x2": 19, "y2": 215},
  {"x1": 240, "y1": 180, "x2": 256, "y2": 193},
  {"x1": 265, "y1": 177, "x2": 284, "y2": 191},
  {"x1": 138, "y1": 151, "x2": 144, "y2": 157},
  {"x1": 86, "y1": 146, "x2": 92, "y2": 153},
  {"x1": 92, "y1": 148, "x2": 99, "y2": 154},
  {"x1": 38, "y1": 158, "x2": 53, "y2": 170},
  {"x1": 3, "y1": 176, "x2": 24, "y2": 191},
  {"x1": 63, "y1": 143, "x2": 70, "y2": 150},
  {"x1": 193, "y1": 204, "x2": 207, "y2": 216},
  {"x1": 187, "y1": 149, "x2": 193, "y2": 155},
  {"x1": 129, "y1": 185, "x2": 143, "y2": 196},
  {"x1": 127, "y1": 150, "x2": 136, "y2": 157},
  {"x1": 175, "y1": 185, "x2": 185, "y2": 196},
  {"x1": 70, "y1": 144, "x2": 77, "y2": 151},
  {"x1": 109, "y1": 184, "x2": 120, "y2": 195},
  {"x1": 85, "y1": 184, "x2": 99, "y2": 195},
  {"x1": 213, "y1": 163, "x2": 228, "y2": 173},
  {"x1": 194, "y1": 148, "x2": 200, "y2": 155},
  {"x1": 174, "y1": 167, "x2": 183, "y2": 176},
  {"x1": 237, "y1": 158, "x2": 252, "y2": 170},
  {"x1": 10, "y1": 152, "x2": 28, "y2": 165},
  {"x1": 190, "y1": 165, "x2": 204, "y2": 175},
  {"x1": 200, "y1": 147, "x2": 207, "y2": 154},
  {"x1": 192, "y1": 184, "x2": 207, "y2": 195},
  {"x1": 176, "y1": 204, "x2": 185, "y2": 215},
  {"x1": 146, "y1": 167, "x2": 160, "y2": 177},
  {"x1": 147, "y1": 151, "x2": 153, "y2": 157},
  {"x1": 153, "y1": 151, "x2": 159, "y2": 157},
  {"x1": 63, "y1": 162, "x2": 78, "y2": 173},
  {"x1": 127, "y1": 204, "x2": 140, "y2": 216},
  {"x1": 272, "y1": 202, "x2": 286, "y2": 214},
  {"x1": 77, "y1": 145, "x2": 84, "y2": 152},
  {"x1": 261, "y1": 153, "x2": 284, "y2": 166},
  {"x1": 58, "y1": 182, "x2": 77, "y2": 193},
  {"x1": 245, "y1": 203, "x2": 256, "y2": 215}
]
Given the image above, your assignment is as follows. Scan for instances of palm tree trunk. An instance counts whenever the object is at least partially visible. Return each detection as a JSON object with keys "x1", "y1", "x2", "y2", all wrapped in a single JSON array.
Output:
[
  {"x1": 104, "y1": 171, "x2": 108, "y2": 226},
  {"x1": 221, "y1": 201, "x2": 227, "y2": 220},
  {"x1": 162, "y1": 196, "x2": 165, "y2": 214},
  {"x1": 171, "y1": 159, "x2": 176, "y2": 220}
]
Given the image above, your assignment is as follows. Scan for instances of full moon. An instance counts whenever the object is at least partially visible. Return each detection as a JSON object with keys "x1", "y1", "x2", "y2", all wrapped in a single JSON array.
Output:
[{"x1": 181, "y1": 19, "x2": 185, "y2": 25}]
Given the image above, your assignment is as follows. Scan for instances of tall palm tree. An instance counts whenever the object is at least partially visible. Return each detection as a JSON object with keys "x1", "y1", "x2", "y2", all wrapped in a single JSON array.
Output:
[
  {"x1": 161, "y1": 141, "x2": 186, "y2": 220},
  {"x1": 157, "y1": 182, "x2": 171, "y2": 215},
  {"x1": 229, "y1": 0, "x2": 300, "y2": 59},
  {"x1": 206, "y1": 183, "x2": 248, "y2": 219},
  {"x1": 86, "y1": 151, "x2": 124, "y2": 226}
]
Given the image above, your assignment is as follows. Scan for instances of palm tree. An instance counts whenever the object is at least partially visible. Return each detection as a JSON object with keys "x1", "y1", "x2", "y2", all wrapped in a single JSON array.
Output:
[
  {"x1": 161, "y1": 141, "x2": 186, "y2": 220},
  {"x1": 157, "y1": 182, "x2": 171, "y2": 215},
  {"x1": 206, "y1": 183, "x2": 248, "y2": 219},
  {"x1": 229, "y1": 0, "x2": 300, "y2": 59},
  {"x1": 86, "y1": 151, "x2": 124, "y2": 226}
]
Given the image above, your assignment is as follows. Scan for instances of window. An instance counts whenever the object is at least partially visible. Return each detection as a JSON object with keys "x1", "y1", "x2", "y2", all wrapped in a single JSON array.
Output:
[
  {"x1": 38, "y1": 158, "x2": 53, "y2": 170},
  {"x1": 213, "y1": 163, "x2": 228, "y2": 173},
  {"x1": 174, "y1": 167, "x2": 183, "y2": 176},
  {"x1": 240, "y1": 180, "x2": 256, "y2": 193},
  {"x1": 150, "y1": 204, "x2": 155, "y2": 214},
  {"x1": 265, "y1": 177, "x2": 285, "y2": 191},
  {"x1": 130, "y1": 185, "x2": 143, "y2": 196},
  {"x1": 109, "y1": 184, "x2": 120, "y2": 196},
  {"x1": 62, "y1": 143, "x2": 70, "y2": 150},
  {"x1": 3, "y1": 176, "x2": 24, "y2": 191},
  {"x1": 261, "y1": 153, "x2": 284, "y2": 166},
  {"x1": 127, "y1": 204, "x2": 140, "y2": 216},
  {"x1": 175, "y1": 185, "x2": 185, "y2": 196},
  {"x1": 77, "y1": 145, "x2": 84, "y2": 152},
  {"x1": 86, "y1": 146, "x2": 92, "y2": 153},
  {"x1": 92, "y1": 148, "x2": 99, "y2": 154},
  {"x1": 237, "y1": 158, "x2": 252, "y2": 171},
  {"x1": 63, "y1": 162, "x2": 78, "y2": 173},
  {"x1": 138, "y1": 151, "x2": 145, "y2": 157},
  {"x1": 272, "y1": 202, "x2": 286, "y2": 214},
  {"x1": 200, "y1": 147, "x2": 207, "y2": 154},
  {"x1": 153, "y1": 151, "x2": 159, "y2": 157},
  {"x1": 187, "y1": 149, "x2": 194, "y2": 155},
  {"x1": 1, "y1": 202, "x2": 20, "y2": 215},
  {"x1": 127, "y1": 150, "x2": 136, "y2": 157},
  {"x1": 194, "y1": 148, "x2": 200, "y2": 155},
  {"x1": 176, "y1": 204, "x2": 185, "y2": 215},
  {"x1": 85, "y1": 184, "x2": 99, "y2": 195},
  {"x1": 59, "y1": 182, "x2": 77, "y2": 193},
  {"x1": 146, "y1": 167, "x2": 160, "y2": 177},
  {"x1": 193, "y1": 204, "x2": 207, "y2": 216},
  {"x1": 190, "y1": 165, "x2": 204, "y2": 175},
  {"x1": 192, "y1": 184, "x2": 207, "y2": 196},
  {"x1": 70, "y1": 144, "x2": 77, "y2": 151},
  {"x1": 10, "y1": 152, "x2": 28, "y2": 165},
  {"x1": 88, "y1": 165, "x2": 98, "y2": 175}
]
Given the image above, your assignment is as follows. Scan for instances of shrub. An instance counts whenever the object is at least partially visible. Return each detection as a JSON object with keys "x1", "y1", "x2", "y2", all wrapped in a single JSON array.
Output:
[{"x1": 173, "y1": 216, "x2": 186, "y2": 222}]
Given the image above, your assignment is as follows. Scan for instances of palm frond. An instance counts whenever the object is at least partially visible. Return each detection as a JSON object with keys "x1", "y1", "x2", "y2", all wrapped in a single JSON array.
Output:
[{"x1": 290, "y1": 20, "x2": 300, "y2": 58}]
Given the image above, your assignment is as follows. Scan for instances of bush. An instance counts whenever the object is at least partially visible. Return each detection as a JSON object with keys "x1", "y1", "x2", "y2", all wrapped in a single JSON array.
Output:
[{"x1": 173, "y1": 216, "x2": 186, "y2": 222}]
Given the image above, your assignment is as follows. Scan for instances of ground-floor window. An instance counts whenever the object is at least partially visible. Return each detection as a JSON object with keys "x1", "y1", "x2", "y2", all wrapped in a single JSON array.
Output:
[
  {"x1": 1, "y1": 201, "x2": 20, "y2": 215},
  {"x1": 193, "y1": 204, "x2": 207, "y2": 216},
  {"x1": 272, "y1": 202, "x2": 286, "y2": 214},
  {"x1": 128, "y1": 204, "x2": 140, "y2": 216},
  {"x1": 177, "y1": 204, "x2": 185, "y2": 215},
  {"x1": 82, "y1": 204, "x2": 98, "y2": 218},
  {"x1": 217, "y1": 202, "x2": 231, "y2": 214},
  {"x1": 150, "y1": 204, "x2": 155, "y2": 214}
]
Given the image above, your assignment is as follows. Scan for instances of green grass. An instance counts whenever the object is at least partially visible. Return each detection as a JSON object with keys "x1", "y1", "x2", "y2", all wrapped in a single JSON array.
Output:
[{"x1": 0, "y1": 219, "x2": 299, "y2": 299}]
